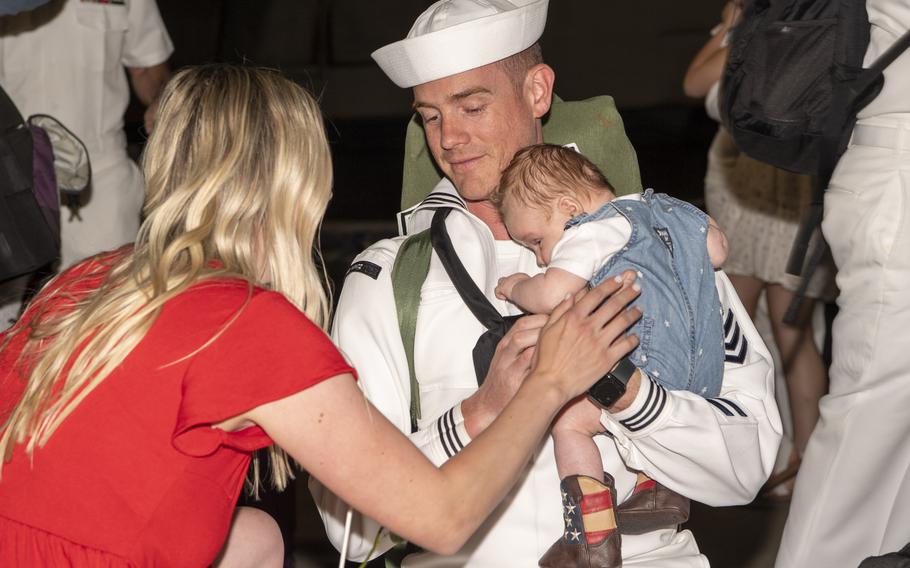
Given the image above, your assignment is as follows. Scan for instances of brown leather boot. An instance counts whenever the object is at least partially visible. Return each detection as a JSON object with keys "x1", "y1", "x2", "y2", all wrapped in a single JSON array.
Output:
[
  {"x1": 539, "y1": 474, "x2": 622, "y2": 568},
  {"x1": 615, "y1": 473, "x2": 689, "y2": 535}
]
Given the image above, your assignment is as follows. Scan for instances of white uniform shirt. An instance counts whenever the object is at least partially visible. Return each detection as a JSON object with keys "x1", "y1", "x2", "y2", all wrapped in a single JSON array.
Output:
[
  {"x1": 857, "y1": 0, "x2": 910, "y2": 120},
  {"x1": 0, "y1": 0, "x2": 173, "y2": 168},
  {"x1": 548, "y1": 194, "x2": 636, "y2": 281},
  {"x1": 311, "y1": 179, "x2": 782, "y2": 567}
]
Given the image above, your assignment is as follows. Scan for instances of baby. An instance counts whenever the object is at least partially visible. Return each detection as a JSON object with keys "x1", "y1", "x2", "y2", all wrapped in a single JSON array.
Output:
[{"x1": 492, "y1": 144, "x2": 729, "y2": 563}]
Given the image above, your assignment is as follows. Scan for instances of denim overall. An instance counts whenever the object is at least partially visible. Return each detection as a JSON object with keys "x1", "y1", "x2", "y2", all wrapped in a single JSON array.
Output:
[{"x1": 567, "y1": 189, "x2": 724, "y2": 397}]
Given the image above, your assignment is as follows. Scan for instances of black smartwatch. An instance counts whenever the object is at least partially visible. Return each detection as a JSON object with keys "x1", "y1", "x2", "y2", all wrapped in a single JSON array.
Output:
[{"x1": 587, "y1": 357, "x2": 638, "y2": 409}]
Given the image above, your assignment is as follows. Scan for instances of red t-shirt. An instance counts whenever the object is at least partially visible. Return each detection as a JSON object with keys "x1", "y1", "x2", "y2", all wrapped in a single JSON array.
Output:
[{"x1": 0, "y1": 261, "x2": 354, "y2": 566}]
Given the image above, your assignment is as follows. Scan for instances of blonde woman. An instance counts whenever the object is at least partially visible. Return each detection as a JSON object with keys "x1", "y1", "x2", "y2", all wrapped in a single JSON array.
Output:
[{"x1": 0, "y1": 65, "x2": 642, "y2": 567}]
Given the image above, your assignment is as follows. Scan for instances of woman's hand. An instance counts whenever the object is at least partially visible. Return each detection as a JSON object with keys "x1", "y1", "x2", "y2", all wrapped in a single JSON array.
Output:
[
  {"x1": 529, "y1": 271, "x2": 641, "y2": 402},
  {"x1": 462, "y1": 313, "x2": 547, "y2": 437}
]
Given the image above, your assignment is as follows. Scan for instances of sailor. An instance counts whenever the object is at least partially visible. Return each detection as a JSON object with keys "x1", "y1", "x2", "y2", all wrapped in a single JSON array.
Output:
[{"x1": 311, "y1": 1, "x2": 782, "y2": 565}]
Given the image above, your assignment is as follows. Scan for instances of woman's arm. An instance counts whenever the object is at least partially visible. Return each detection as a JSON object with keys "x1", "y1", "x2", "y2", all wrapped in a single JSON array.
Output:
[
  {"x1": 240, "y1": 277, "x2": 641, "y2": 555},
  {"x1": 683, "y1": 1, "x2": 741, "y2": 98}
]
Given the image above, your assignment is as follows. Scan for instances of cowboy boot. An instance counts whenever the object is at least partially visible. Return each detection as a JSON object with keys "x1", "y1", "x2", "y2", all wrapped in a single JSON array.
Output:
[
  {"x1": 615, "y1": 473, "x2": 690, "y2": 535},
  {"x1": 539, "y1": 474, "x2": 622, "y2": 568}
]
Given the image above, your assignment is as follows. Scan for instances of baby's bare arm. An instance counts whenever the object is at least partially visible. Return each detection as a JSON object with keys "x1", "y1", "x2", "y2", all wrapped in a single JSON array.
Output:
[{"x1": 499, "y1": 268, "x2": 588, "y2": 314}]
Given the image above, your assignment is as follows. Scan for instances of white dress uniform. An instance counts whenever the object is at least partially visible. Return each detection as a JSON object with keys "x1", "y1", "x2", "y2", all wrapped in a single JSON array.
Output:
[
  {"x1": 776, "y1": 3, "x2": 910, "y2": 567},
  {"x1": 311, "y1": 180, "x2": 782, "y2": 567},
  {"x1": 0, "y1": 0, "x2": 173, "y2": 268}
]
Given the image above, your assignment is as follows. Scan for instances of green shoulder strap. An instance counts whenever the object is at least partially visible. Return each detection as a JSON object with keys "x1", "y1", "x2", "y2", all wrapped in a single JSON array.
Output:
[{"x1": 391, "y1": 227, "x2": 433, "y2": 433}]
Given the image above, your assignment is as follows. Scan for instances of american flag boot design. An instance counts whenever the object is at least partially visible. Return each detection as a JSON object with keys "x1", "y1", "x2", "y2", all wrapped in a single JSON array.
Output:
[
  {"x1": 615, "y1": 472, "x2": 690, "y2": 535},
  {"x1": 539, "y1": 474, "x2": 622, "y2": 568}
]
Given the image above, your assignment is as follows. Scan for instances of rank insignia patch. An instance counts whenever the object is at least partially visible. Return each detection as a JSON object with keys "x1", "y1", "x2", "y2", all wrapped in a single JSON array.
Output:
[{"x1": 346, "y1": 260, "x2": 382, "y2": 280}]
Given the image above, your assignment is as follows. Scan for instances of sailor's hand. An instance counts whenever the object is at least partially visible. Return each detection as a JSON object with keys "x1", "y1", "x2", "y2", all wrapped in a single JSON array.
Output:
[{"x1": 461, "y1": 313, "x2": 546, "y2": 438}]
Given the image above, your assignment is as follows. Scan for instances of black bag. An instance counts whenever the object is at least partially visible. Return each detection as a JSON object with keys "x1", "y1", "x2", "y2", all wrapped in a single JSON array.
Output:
[
  {"x1": 720, "y1": 0, "x2": 882, "y2": 177},
  {"x1": 720, "y1": 0, "x2": 910, "y2": 320},
  {"x1": 858, "y1": 542, "x2": 910, "y2": 568},
  {"x1": 0, "y1": 86, "x2": 58, "y2": 282},
  {"x1": 0, "y1": 86, "x2": 91, "y2": 283}
]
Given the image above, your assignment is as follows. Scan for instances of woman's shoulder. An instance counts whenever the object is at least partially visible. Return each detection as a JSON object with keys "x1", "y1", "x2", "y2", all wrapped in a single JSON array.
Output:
[
  {"x1": 175, "y1": 278, "x2": 301, "y2": 320},
  {"x1": 180, "y1": 278, "x2": 331, "y2": 339}
]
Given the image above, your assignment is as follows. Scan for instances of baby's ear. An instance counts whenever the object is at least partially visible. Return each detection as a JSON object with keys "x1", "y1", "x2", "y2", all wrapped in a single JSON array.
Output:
[{"x1": 557, "y1": 195, "x2": 583, "y2": 218}]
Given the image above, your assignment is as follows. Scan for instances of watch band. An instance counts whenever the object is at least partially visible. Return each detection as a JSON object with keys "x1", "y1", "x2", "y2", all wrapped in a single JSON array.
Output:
[{"x1": 587, "y1": 356, "x2": 638, "y2": 409}]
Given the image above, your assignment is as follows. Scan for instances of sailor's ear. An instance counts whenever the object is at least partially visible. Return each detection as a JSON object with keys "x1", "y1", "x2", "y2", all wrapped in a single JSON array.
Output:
[{"x1": 525, "y1": 64, "x2": 555, "y2": 119}]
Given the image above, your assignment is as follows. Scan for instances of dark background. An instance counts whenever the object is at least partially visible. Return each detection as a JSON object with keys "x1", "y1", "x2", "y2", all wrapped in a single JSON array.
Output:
[
  {"x1": 131, "y1": 1, "x2": 725, "y2": 224},
  {"x1": 128, "y1": 2, "x2": 736, "y2": 566}
]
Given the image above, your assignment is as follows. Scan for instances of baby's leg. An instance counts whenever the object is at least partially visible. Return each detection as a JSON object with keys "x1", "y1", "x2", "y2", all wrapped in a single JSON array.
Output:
[
  {"x1": 553, "y1": 428, "x2": 604, "y2": 481},
  {"x1": 552, "y1": 397, "x2": 606, "y2": 481},
  {"x1": 540, "y1": 399, "x2": 622, "y2": 566},
  {"x1": 706, "y1": 214, "x2": 729, "y2": 269}
]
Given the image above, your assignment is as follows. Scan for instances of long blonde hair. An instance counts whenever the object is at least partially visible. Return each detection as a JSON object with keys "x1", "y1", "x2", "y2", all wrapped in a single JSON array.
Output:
[{"x1": 0, "y1": 65, "x2": 334, "y2": 492}]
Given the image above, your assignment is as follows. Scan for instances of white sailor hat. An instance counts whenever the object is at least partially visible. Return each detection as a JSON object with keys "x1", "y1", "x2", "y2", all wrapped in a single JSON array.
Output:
[{"x1": 372, "y1": 0, "x2": 549, "y2": 88}]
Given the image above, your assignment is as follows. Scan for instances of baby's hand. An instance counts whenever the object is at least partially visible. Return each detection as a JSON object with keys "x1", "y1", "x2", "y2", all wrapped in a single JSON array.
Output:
[{"x1": 495, "y1": 273, "x2": 531, "y2": 301}]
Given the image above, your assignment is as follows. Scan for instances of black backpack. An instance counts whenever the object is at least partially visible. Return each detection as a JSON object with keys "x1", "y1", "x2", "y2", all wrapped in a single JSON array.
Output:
[
  {"x1": 720, "y1": 0, "x2": 910, "y2": 318},
  {"x1": 0, "y1": 86, "x2": 89, "y2": 283}
]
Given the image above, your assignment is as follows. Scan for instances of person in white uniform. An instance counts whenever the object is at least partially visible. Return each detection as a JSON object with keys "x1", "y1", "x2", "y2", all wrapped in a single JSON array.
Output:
[
  {"x1": 310, "y1": 1, "x2": 782, "y2": 566},
  {"x1": 776, "y1": 3, "x2": 910, "y2": 567},
  {"x1": 0, "y1": 0, "x2": 172, "y2": 328}
]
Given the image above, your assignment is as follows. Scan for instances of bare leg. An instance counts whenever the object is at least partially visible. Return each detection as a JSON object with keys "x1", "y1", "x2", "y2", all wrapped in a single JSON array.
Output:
[
  {"x1": 213, "y1": 506, "x2": 284, "y2": 568},
  {"x1": 553, "y1": 427, "x2": 605, "y2": 481},
  {"x1": 727, "y1": 273, "x2": 765, "y2": 318},
  {"x1": 551, "y1": 397, "x2": 608, "y2": 481},
  {"x1": 766, "y1": 284, "x2": 828, "y2": 456}
]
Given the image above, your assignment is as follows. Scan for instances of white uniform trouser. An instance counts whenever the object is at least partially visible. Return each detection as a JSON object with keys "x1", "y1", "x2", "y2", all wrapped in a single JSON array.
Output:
[
  {"x1": 61, "y1": 151, "x2": 144, "y2": 268},
  {"x1": 776, "y1": 115, "x2": 910, "y2": 568}
]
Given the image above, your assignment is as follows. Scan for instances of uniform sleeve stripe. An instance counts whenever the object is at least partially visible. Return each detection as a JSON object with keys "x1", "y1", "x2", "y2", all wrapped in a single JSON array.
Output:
[
  {"x1": 621, "y1": 381, "x2": 667, "y2": 432},
  {"x1": 622, "y1": 379, "x2": 656, "y2": 424},
  {"x1": 723, "y1": 309, "x2": 734, "y2": 335},
  {"x1": 714, "y1": 397, "x2": 747, "y2": 417},
  {"x1": 445, "y1": 408, "x2": 465, "y2": 451},
  {"x1": 442, "y1": 413, "x2": 458, "y2": 457},
  {"x1": 625, "y1": 386, "x2": 666, "y2": 431},
  {"x1": 707, "y1": 399, "x2": 734, "y2": 416},
  {"x1": 436, "y1": 408, "x2": 465, "y2": 458},
  {"x1": 437, "y1": 415, "x2": 454, "y2": 458}
]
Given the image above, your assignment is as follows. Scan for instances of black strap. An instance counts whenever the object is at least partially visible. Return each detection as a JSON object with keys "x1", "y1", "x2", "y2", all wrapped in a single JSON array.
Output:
[
  {"x1": 430, "y1": 208, "x2": 526, "y2": 385},
  {"x1": 853, "y1": 28, "x2": 910, "y2": 97},
  {"x1": 430, "y1": 208, "x2": 504, "y2": 330}
]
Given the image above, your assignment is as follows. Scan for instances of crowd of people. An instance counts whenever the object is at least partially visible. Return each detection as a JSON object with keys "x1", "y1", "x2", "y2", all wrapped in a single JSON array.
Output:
[{"x1": 0, "y1": 0, "x2": 908, "y2": 567}]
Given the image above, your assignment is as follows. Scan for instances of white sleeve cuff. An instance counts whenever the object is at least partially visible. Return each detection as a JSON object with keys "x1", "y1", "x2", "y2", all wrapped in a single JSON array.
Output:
[
  {"x1": 436, "y1": 404, "x2": 472, "y2": 458},
  {"x1": 602, "y1": 374, "x2": 673, "y2": 437}
]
